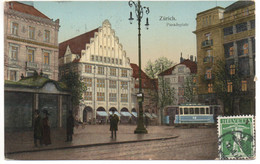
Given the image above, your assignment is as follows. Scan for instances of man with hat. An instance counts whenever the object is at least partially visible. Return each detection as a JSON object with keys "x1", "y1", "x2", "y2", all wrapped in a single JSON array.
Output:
[
  {"x1": 66, "y1": 110, "x2": 75, "y2": 142},
  {"x1": 34, "y1": 110, "x2": 43, "y2": 147},
  {"x1": 109, "y1": 109, "x2": 119, "y2": 139}
]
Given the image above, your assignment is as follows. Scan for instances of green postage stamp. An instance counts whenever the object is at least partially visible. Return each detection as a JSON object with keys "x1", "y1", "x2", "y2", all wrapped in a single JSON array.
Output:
[{"x1": 218, "y1": 115, "x2": 255, "y2": 160}]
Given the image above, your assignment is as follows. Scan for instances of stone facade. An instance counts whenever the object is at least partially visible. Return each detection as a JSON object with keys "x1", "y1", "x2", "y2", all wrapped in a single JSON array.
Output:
[
  {"x1": 59, "y1": 20, "x2": 135, "y2": 123},
  {"x1": 4, "y1": 2, "x2": 60, "y2": 81}
]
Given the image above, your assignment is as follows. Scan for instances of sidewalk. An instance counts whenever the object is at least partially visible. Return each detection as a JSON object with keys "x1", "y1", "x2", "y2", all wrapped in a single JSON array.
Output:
[{"x1": 5, "y1": 125, "x2": 178, "y2": 154}]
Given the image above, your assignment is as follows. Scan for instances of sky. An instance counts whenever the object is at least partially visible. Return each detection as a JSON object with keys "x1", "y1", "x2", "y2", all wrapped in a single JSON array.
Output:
[{"x1": 25, "y1": 0, "x2": 236, "y2": 68}]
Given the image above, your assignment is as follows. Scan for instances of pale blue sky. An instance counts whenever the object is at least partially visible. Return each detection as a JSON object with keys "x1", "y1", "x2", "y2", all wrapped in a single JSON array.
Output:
[{"x1": 31, "y1": 0, "x2": 236, "y2": 67}]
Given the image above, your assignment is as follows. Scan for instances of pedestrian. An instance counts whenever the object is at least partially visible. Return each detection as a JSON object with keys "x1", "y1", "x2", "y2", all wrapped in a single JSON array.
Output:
[
  {"x1": 145, "y1": 115, "x2": 149, "y2": 128},
  {"x1": 109, "y1": 109, "x2": 119, "y2": 138},
  {"x1": 33, "y1": 110, "x2": 43, "y2": 147},
  {"x1": 66, "y1": 110, "x2": 75, "y2": 142},
  {"x1": 42, "y1": 110, "x2": 51, "y2": 145}
]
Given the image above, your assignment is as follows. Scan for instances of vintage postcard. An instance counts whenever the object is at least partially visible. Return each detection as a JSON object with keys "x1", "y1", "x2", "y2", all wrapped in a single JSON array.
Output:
[{"x1": 2, "y1": 0, "x2": 257, "y2": 161}]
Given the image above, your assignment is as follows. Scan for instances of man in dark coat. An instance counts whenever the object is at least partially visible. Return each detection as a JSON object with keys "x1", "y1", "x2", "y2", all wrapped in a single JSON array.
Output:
[
  {"x1": 34, "y1": 110, "x2": 43, "y2": 147},
  {"x1": 66, "y1": 110, "x2": 75, "y2": 142},
  {"x1": 42, "y1": 110, "x2": 51, "y2": 145},
  {"x1": 109, "y1": 110, "x2": 119, "y2": 138}
]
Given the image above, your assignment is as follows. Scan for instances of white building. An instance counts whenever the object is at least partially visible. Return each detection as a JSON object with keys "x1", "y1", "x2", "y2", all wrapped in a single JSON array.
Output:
[
  {"x1": 158, "y1": 55, "x2": 198, "y2": 104},
  {"x1": 59, "y1": 20, "x2": 135, "y2": 123}
]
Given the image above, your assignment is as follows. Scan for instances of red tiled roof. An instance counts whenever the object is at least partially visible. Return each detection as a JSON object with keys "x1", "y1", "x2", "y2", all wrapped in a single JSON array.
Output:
[
  {"x1": 8, "y1": 1, "x2": 50, "y2": 19},
  {"x1": 130, "y1": 63, "x2": 157, "y2": 90},
  {"x1": 59, "y1": 28, "x2": 99, "y2": 59},
  {"x1": 158, "y1": 59, "x2": 197, "y2": 76}
]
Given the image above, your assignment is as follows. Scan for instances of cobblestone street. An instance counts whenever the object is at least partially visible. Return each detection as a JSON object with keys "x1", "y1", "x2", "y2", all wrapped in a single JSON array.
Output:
[{"x1": 6, "y1": 126, "x2": 218, "y2": 160}]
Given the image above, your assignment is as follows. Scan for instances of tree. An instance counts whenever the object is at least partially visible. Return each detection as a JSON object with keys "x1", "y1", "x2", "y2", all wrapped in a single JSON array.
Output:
[
  {"x1": 212, "y1": 59, "x2": 242, "y2": 115},
  {"x1": 183, "y1": 74, "x2": 197, "y2": 103},
  {"x1": 145, "y1": 57, "x2": 175, "y2": 79},
  {"x1": 60, "y1": 71, "x2": 87, "y2": 115}
]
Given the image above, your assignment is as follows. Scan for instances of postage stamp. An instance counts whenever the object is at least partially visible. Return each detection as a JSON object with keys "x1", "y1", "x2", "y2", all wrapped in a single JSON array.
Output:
[{"x1": 217, "y1": 115, "x2": 255, "y2": 160}]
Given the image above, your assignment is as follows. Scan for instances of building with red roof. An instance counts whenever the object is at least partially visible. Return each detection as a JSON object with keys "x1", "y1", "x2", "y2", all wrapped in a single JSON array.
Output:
[{"x1": 4, "y1": 1, "x2": 60, "y2": 81}]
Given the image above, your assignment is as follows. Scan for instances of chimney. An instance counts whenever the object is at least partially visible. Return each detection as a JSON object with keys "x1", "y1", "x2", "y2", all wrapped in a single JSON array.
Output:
[
  {"x1": 190, "y1": 55, "x2": 193, "y2": 61},
  {"x1": 180, "y1": 52, "x2": 183, "y2": 63}
]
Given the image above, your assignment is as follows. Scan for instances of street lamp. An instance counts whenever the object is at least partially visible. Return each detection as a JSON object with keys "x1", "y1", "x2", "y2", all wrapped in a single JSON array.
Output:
[{"x1": 128, "y1": 0, "x2": 149, "y2": 134}]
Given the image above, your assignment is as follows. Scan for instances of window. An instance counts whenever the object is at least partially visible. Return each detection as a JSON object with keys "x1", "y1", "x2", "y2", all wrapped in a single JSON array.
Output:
[
  {"x1": 84, "y1": 78, "x2": 92, "y2": 87},
  {"x1": 250, "y1": 20, "x2": 255, "y2": 29},
  {"x1": 190, "y1": 108, "x2": 194, "y2": 114},
  {"x1": 178, "y1": 87, "x2": 184, "y2": 96},
  {"x1": 224, "y1": 43, "x2": 234, "y2": 58},
  {"x1": 238, "y1": 57, "x2": 250, "y2": 75},
  {"x1": 195, "y1": 108, "x2": 200, "y2": 114},
  {"x1": 180, "y1": 108, "x2": 183, "y2": 115},
  {"x1": 121, "y1": 69, "x2": 127, "y2": 77},
  {"x1": 107, "y1": 57, "x2": 110, "y2": 63},
  {"x1": 206, "y1": 69, "x2": 212, "y2": 79},
  {"x1": 193, "y1": 87, "x2": 197, "y2": 94},
  {"x1": 85, "y1": 65, "x2": 92, "y2": 73},
  {"x1": 100, "y1": 56, "x2": 103, "y2": 62},
  {"x1": 11, "y1": 22, "x2": 18, "y2": 35},
  {"x1": 84, "y1": 92, "x2": 92, "y2": 101},
  {"x1": 223, "y1": 26, "x2": 233, "y2": 36},
  {"x1": 230, "y1": 65, "x2": 236, "y2": 75},
  {"x1": 91, "y1": 55, "x2": 94, "y2": 61},
  {"x1": 110, "y1": 68, "x2": 116, "y2": 76},
  {"x1": 119, "y1": 59, "x2": 122, "y2": 65},
  {"x1": 10, "y1": 70, "x2": 17, "y2": 81},
  {"x1": 43, "y1": 52, "x2": 50, "y2": 65},
  {"x1": 109, "y1": 80, "x2": 117, "y2": 88},
  {"x1": 112, "y1": 58, "x2": 114, "y2": 64},
  {"x1": 165, "y1": 78, "x2": 170, "y2": 84},
  {"x1": 27, "y1": 48, "x2": 34, "y2": 62},
  {"x1": 97, "y1": 79, "x2": 105, "y2": 88},
  {"x1": 241, "y1": 80, "x2": 247, "y2": 91},
  {"x1": 116, "y1": 59, "x2": 118, "y2": 64},
  {"x1": 227, "y1": 82, "x2": 233, "y2": 93},
  {"x1": 109, "y1": 93, "x2": 117, "y2": 102},
  {"x1": 96, "y1": 56, "x2": 99, "y2": 62},
  {"x1": 44, "y1": 30, "x2": 50, "y2": 42},
  {"x1": 98, "y1": 66, "x2": 104, "y2": 75},
  {"x1": 200, "y1": 108, "x2": 205, "y2": 114},
  {"x1": 178, "y1": 66, "x2": 184, "y2": 73},
  {"x1": 29, "y1": 26, "x2": 35, "y2": 39},
  {"x1": 121, "y1": 94, "x2": 128, "y2": 102},
  {"x1": 236, "y1": 22, "x2": 247, "y2": 33},
  {"x1": 184, "y1": 108, "x2": 189, "y2": 114},
  {"x1": 9, "y1": 45, "x2": 18, "y2": 60},
  {"x1": 97, "y1": 92, "x2": 105, "y2": 101},
  {"x1": 206, "y1": 108, "x2": 210, "y2": 114},
  {"x1": 208, "y1": 83, "x2": 213, "y2": 93},
  {"x1": 178, "y1": 76, "x2": 184, "y2": 83},
  {"x1": 193, "y1": 77, "x2": 197, "y2": 83},
  {"x1": 121, "y1": 81, "x2": 128, "y2": 89},
  {"x1": 104, "y1": 57, "x2": 107, "y2": 63}
]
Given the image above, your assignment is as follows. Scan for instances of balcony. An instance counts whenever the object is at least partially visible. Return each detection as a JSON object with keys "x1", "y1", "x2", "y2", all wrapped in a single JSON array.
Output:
[
  {"x1": 8, "y1": 59, "x2": 19, "y2": 67},
  {"x1": 42, "y1": 64, "x2": 51, "y2": 72},
  {"x1": 26, "y1": 61, "x2": 38, "y2": 70},
  {"x1": 202, "y1": 40, "x2": 213, "y2": 48}
]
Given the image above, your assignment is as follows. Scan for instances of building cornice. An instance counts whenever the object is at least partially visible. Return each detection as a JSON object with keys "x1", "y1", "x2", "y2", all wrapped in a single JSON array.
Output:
[{"x1": 7, "y1": 36, "x2": 59, "y2": 49}]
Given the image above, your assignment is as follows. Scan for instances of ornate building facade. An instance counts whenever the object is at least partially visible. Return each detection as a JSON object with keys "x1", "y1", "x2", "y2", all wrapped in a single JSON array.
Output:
[
  {"x1": 59, "y1": 20, "x2": 135, "y2": 123},
  {"x1": 4, "y1": 1, "x2": 60, "y2": 81},
  {"x1": 193, "y1": 1, "x2": 255, "y2": 114}
]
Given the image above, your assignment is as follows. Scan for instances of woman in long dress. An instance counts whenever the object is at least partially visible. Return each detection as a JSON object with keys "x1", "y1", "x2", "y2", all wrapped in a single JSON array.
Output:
[{"x1": 42, "y1": 110, "x2": 51, "y2": 145}]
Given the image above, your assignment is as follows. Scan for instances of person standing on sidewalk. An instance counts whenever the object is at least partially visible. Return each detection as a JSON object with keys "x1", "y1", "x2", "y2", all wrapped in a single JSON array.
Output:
[
  {"x1": 42, "y1": 110, "x2": 51, "y2": 145},
  {"x1": 34, "y1": 110, "x2": 43, "y2": 147},
  {"x1": 66, "y1": 110, "x2": 75, "y2": 142},
  {"x1": 109, "y1": 109, "x2": 119, "y2": 138}
]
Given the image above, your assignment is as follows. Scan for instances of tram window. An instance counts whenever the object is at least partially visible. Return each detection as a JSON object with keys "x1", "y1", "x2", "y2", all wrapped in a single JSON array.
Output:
[
  {"x1": 200, "y1": 108, "x2": 205, "y2": 114},
  {"x1": 206, "y1": 108, "x2": 209, "y2": 114},
  {"x1": 176, "y1": 109, "x2": 179, "y2": 114},
  {"x1": 180, "y1": 108, "x2": 183, "y2": 114},
  {"x1": 184, "y1": 108, "x2": 189, "y2": 114},
  {"x1": 195, "y1": 108, "x2": 200, "y2": 114},
  {"x1": 210, "y1": 108, "x2": 213, "y2": 114},
  {"x1": 190, "y1": 108, "x2": 194, "y2": 114}
]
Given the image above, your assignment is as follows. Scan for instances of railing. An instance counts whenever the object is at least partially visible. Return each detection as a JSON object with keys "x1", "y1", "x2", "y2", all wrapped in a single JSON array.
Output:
[
  {"x1": 42, "y1": 64, "x2": 51, "y2": 71},
  {"x1": 8, "y1": 59, "x2": 18, "y2": 66},
  {"x1": 202, "y1": 39, "x2": 213, "y2": 48},
  {"x1": 26, "y1": 61, "x2": 38, "y2": 69}
]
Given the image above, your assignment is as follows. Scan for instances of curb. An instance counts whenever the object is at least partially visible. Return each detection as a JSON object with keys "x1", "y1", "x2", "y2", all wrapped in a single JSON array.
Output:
[{"x1": 5, "y1": 135, "x2": 179, "y2": 155}]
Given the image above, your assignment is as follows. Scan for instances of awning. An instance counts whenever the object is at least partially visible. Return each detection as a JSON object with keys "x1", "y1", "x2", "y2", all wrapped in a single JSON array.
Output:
[
  {"x1": 132, "y1": 112, "x2": 137, "y2": 117},
  {"x1": 96, "y1": 111, "x2": 108, "y2": 117},
  {"x1": 109, "y1": 111, "x2": 121, "y2": 116},
  {"x1": 120, "y1": 112, "x2": 132, "y2": 117},
  {"x1": 151, "y1": 113, "x2": 158, "y2": 118},
  {"x1": 144, "y1": 113, "x2": 153, "y2": 119}
]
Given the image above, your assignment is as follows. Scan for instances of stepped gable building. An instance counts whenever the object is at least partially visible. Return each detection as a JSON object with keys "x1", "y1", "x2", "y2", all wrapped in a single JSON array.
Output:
[
  {"x1": 59, "y1": 20, "x2": 135, "y2": 124},
  {"x1": 4, "y1": 1, "x2": 60, "y2": 81},
  {"x1": 159, "y1": 55, "x2": 198, "y2": 105},
  {"x1": 193, "y1": 0, "x2": 255, "y2": 114}
]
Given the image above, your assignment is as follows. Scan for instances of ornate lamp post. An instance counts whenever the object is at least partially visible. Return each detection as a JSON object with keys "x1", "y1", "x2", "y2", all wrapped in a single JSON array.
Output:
[{"x1": 128, "y1": 0, "x2": 149, "y2": 134}]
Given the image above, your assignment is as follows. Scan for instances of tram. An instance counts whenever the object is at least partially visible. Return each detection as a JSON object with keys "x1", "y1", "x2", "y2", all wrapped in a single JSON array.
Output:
[{"x1": 164, "y1": 104, "x2": 221, "y2": 126}]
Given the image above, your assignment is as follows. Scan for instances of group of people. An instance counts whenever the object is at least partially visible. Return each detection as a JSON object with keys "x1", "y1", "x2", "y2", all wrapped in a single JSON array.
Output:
[{"x1": 33, "y1": 110, "x2": 51, "y2": 147}]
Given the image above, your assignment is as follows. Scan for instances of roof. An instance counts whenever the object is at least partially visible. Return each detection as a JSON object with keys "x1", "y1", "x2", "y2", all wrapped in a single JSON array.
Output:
[
  {"x1": 197, "y1": 6, "x2": 225, "y2": 16},
  {"x1": 130, "y1": 63, "x2": 157, "y2": 90},
  {"x1": 59, "y1": 28, "x2": 99, "y2": 59},
  {"x1": 158, "y1": 59, "x2": 197, "y2": 76},
  {"x1": 7, "y1": 1, "x2": 50, "y2": 19},
  {"x1": 224, "y1": 0, "x2": 255, "y2": 13}
]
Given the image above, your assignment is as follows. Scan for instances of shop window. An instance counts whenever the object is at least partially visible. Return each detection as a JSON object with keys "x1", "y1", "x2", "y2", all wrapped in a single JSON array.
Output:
[
  {"x1": 228, "y1": 82, "x2": 233, "y2": 93},
  {"x1": 241, "y1": 80, "x2": 247, "y2": 91}
]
